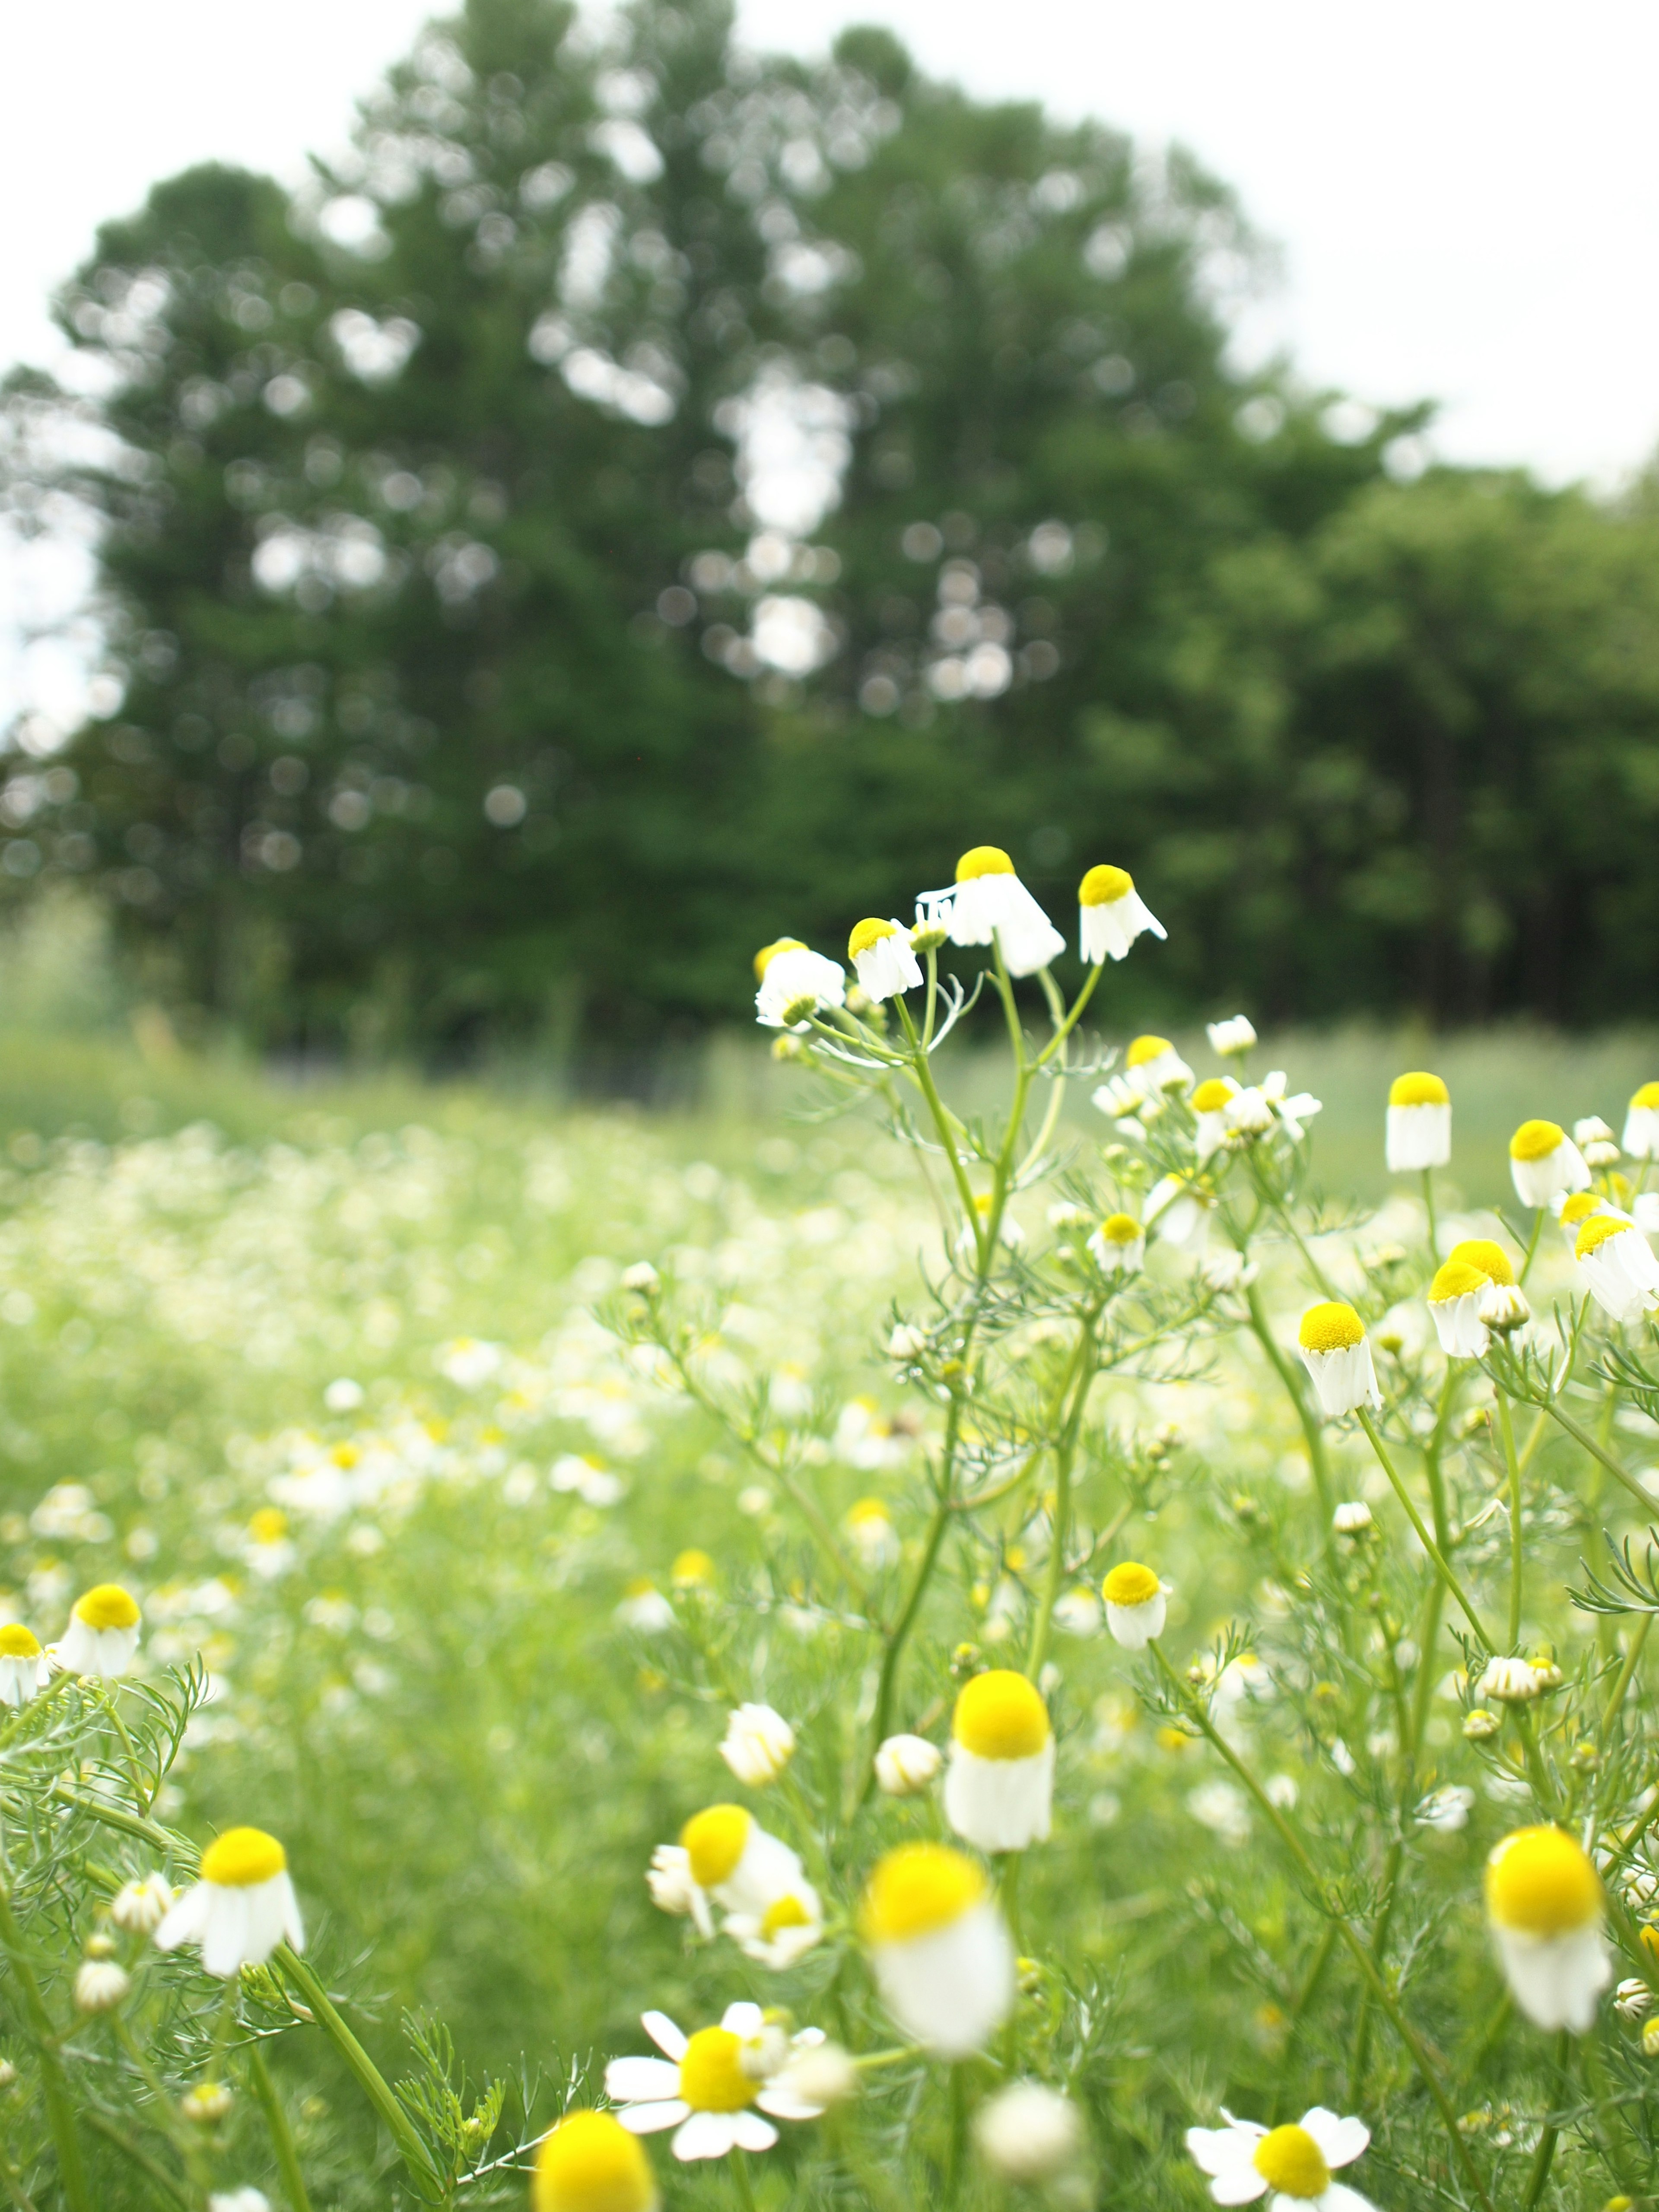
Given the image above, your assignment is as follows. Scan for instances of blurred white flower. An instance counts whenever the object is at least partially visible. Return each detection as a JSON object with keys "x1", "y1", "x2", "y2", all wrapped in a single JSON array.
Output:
[
  {"x1": 874, "y1": 1732, "x2": 942, "y2": 1795},
  {"x1": 155, "y1": 1827, "x2": 304, "y2": 1977},
  {"x1": 720, "y1": 1703, "x2": 795, "y2": 1786},
  {"x1": 1206, "y1": 1014, "x2": 1256, "y2": 1058},
  {"x1": 973, "y1": 2082, "x2": 1084, "y2": 2182}
]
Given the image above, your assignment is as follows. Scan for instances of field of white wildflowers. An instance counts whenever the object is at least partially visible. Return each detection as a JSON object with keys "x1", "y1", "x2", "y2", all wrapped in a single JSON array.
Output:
[{"x1": 3, "y1": 849, "x2": 1659, "y2": 2212}]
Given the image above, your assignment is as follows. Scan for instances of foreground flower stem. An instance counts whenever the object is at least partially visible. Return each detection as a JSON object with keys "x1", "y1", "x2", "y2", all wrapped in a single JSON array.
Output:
[
  {"x1": 1148, "y1": 1643, "x2": 1498, "y2": 2212},
  {"x1": 114, "y1": 2013, "x2": 214, "y2": 2196},
  {"x1": 1599, "y1": 1614, "x2": 1653, "y2": 1747},
  {"x1": 1518, "y1": 2029, "x2": 1570, "y2": 2212},
  {"x1": 1421, "y1": 1166, "x2": 1438, "y2": 1255},
  {"x1": 895, "y1": 998, "x2": 982, "y2": 1249},
  {"x1": 250, "y1": 2036, "x2": 315, "y2": 2212},
  {"x1": 277, "y1": 1947, "x2": 442, "y2": 2194},
  {"x1": 729, "y1": 2147, "x2": 759, "y2": 2212},
  {"x1": 1538, "y1": 1399, "x2": 1657, "y2": 1515},
  {"x1": 1494, "y1": 1387, "x2": 1526, "y2": 1650},
  {"x1": 0, "y1": 1885, "x2": 92, "y2": 2212},
  {"x1": 1356, "y1": 1410, "x2": 1494, "y2": 1648},
  {"x1": 1026, "y1": 1312, "x2": 1101, "y2": 1678},
  {"x1": 1243, "y1": 1284, "x2": 1336, "y2": 1541}
]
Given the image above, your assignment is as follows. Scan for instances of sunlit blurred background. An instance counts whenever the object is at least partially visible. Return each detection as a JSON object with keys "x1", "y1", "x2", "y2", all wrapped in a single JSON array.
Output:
[{"x1": 5, "y1": 0, "x2": 1659, "y2": 1074}]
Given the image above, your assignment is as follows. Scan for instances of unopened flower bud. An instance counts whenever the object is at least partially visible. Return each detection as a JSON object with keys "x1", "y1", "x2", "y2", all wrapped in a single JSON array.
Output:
[
  {"x1": 1478, "y1": 1655, "x2": 1542, "y2": 1704},
  {"x1": 1463, "y1": 1707, "x2": 1501, "y2": 1739},
  {"x1": 1478, "y1": 1281, "x2": 1531, "y2": 1333},
  {"x1": 1616, "y1": 1978, "x2": 1653, "y2": 2020},
  {"x1": 645, "y1": 1843, "x2": 699, "y2": 1918},
  {"x1": 621, "y1": 1262, "x2": 659, "y2": 1294},
  {"x1": 973, "y1": 2082, "x2": 1085, "y2": 2183},
  {"x1": 910, "y1": 921, "x2": 948, "y2": 954},
  {"x1": 888, "y1": 1322, "x2": 927, "y2": 1361},
  {"x1": 0, "y1": 2060, "x2": 16, "y2": 2088},
  {"x1": 111, "y1": 1874, "x2": 173, "y2": 1935},
  {"x1": 74, "y1": 1961, "x2": 130, "y2": 2013},
  {"x1": 83, "y1": 1932, "x2": 116, "y2": 1959},
  {"x1": 874, "y1": 1732, "x2": 942, "y2": 1796},
  {"x1": 182, "y1": 2081, "x2": 234, "y2": 2123},
  {"x1": 1332, "y1": 1500, "x2": 1373, "y2": 1536},
  {"x1": 719, "y1": 1702, "x2": 795, "y2": 1786}
]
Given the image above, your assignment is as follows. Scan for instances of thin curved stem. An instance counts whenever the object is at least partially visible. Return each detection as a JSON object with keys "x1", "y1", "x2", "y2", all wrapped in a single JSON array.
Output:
[{"x1": 1357, "y1": 1410, "x2": 1493, "y2": 1649}]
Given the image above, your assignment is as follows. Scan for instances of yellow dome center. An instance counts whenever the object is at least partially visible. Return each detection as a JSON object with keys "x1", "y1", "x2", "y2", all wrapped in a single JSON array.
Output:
[
  {"x1": 1447, "y1": 1238, "x2": 1515, "y2": 1284},
  {"x1": 753, "y1": 938, "x2": 806, "y2": 983},
  {"x1": 1510, "y1": 1119, "x2": 1564, "y2": 1163},
  {"x1": 1577, "y1": 1214, "x2": 1633, "y2": 1260},
  {"x1": 1126, "y1": 1034, "x2": 1173, "y2": 1068},
  {"x1": 1192, "y1": 1078, "x2": 1233, "y2": 1112},
  {"x1": 760, "y1": 1893, "x2": 814, "y2": 1937},
  {"x1": 1098, "y1": 1213, "x2": 1141, "y2": 1245},
  {"x1": 859, "y1": 1843, "x2": 987, "y2": 1944},
  {"x1": 955, "y1": 846, "x2": 1015, "y2": 881},
  {"x1": 953, "y1": 1668, "x2": 1050, "y2": 1759},
  {"x1": 1485, "y1": 1825, "x2": 1602, "y2": 1935},
  {"x1": 1297, "y1": 1302, "x2": 1364, "y2": 1354},
  {"x1": 671, "y1": 1550, "x2": 714, "y2": 1587},
  {"x1": 534, "y1": 2110, "x2": 657, "y2": 2212},
  {"x1": 1078, "y1": 864, "x2": 1132, "y2": 907},
  {"x1": 849, "y1": 1499, "x2": 891, "y2": 1528},
  {"x1": 1252, "y1": 2125, "x2": 1330, "y2": 2199},
  {"x1": 1631, "y1": 1082, "x2": 1659, "y2": 1111},
  {"x1": 200, "y1": 1827, "x2": 287, "y2": 1888},
  {"x1": 1428, "y1": 1260, "x2": 1487, "y2": 1304},
  {"x1": 74, "y1": 1584, "x2": 140, "y2": 1632},
  {"x1": 680, "y1": 1805, "x2": 752, "y2": 1890},
  {"x1": 678, "y1": 2028, "x2": 756, "y2": 2113},
  {"x1": 1389, "y1": 1071, "x2": 1449, "y2": 1107},
  {"x1": 0, "y1": 1623, "x2": 40, "y2": 1658},
  {"x1": 1558, "y1": 1193, "x2": 1604, "y2": 1229},
  {"x1": 1102, "y1": 1561, "x2": 1160, "y2": 1607},
  {"x1": 248, "y1": 1508, "x2": 288, "y2": 1544},
  {"x1": 848, "y1": 918, "x2": 897, "y2": 960}
]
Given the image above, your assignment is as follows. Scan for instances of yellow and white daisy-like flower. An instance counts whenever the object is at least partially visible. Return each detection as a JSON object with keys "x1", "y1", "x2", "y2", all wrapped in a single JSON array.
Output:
[
  {"x1": 936, "y1": 847, "x2": 1065, "y2": 977},
  {"x1": 1086, "y1": 1213, "x2": 1145, "y2": 1275},
  {"x1": 1575, "y1": 1213, "x2": 1659, "y2": 1322},
  {"x1": 956, "y1": 1191, "x2": 1026, "y2": 1259},
  {"x1": 1296, "y1": 1305, "x2": 1380, "y2": 1418},
  {"x1": 0, "y1": 1623, "x2": 46, "y2": 1707},
  {"x1": 1102, "y1": 1561, "x2": 1166, "y2": 1649},
  {"x1": 944, "y1": 1669, "x2": 1054, "y2": 1853},
  {"x1": 111, "y1": 1874, "x2": 174, "y2": 1935},
  {"x1": 533, "y1": 2110, "x2": 659, "y2": 2212},
  {"x1": 1485, "y1": 1825, "x2": 1611, "y2": 2031},
  {"x1": 1509, "y1": 1119, "x2": 1590, "y2": 1209},
  {"x1": 1426, "y1": 1259, "x2": 1492, "y2": 1358},
  {"x1": 1385, "y1": 1071, "x2": 1451, "y2": 1173},
  {"x1": 1575, "y1": 1114, "x2": 1621, "y2": 1167},
  {"x1": 1124, "y1": 1033, "x2": 1193, "y2": 1096},
  {"x1": 1186, "y1": 2107, "x2": 1373, "y2": 2209},
  {"x1": 154, "y1": 1827, "x2": 304, "y2": 1977},
  {"x1": 719, "y1": 1703, "x2": 795, "y2": 1787},
  {"x1": 1192, "y1": 1076, "x2": 1239, "y2": 1163},
  {"x1": 1332, "y1": 1501, "x2": 1373, "y2": 1536},
  {"x1": 1206, "y1": 1014, "x2": 1256, "y2": 1058},
  {"x1": 1077, "y1": 864, "x2": 1165, "y2": 964},
  {"x1": 1144, "y1": 1175, "x2": 1214, "y2": 1256},
  {"x1": 1477, "y1": 1654, "x2": 1544, "y2": 1704},
  {"x1": 847, "y1": 918, "x2": 923, "y2": 1003},
  {"x1": 55, "y1": 1584, "x2": 143, "y2": 1679},
  {"x1": 677, "y1": 1804, "x2": 820, "y2": 1955},
  {"x1": 859, "y1": 1843, "x2": 1016, "y2": 2056},
  {"x1": 1259, "y1": 1070, "x2": 1322, "y2": 1143},
  {"x1": 1554, "y1": 1188, "x2": 1619, "y2": 1252},
  {"x1": 616, "y1": 1580, "x2": 676, "y2": 1633},
  {"x1": 605, "y1": 2002, "x2": 826, "y2": 2162},
  {"x1": 847, "y1": 1498, "x2": 900, "y2": 1569},
  {"x1": 753, "y1": 941, "x2": 846, "y2": 1031},
  {"x1": 874, "y1": 1732, "x2": 943, "y2": 1796},
  {"x1": 1623, "y1": 1082, "x2": 1659, "y2": 1160}
]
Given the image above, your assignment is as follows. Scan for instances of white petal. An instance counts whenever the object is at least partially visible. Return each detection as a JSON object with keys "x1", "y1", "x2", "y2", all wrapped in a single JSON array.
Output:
[
  {"x1": 152, "y1": 1881, "x2": 211, "y2": 1954},
  {"x1": 606, "y1": 2057, "x2": 681, "y2": 2101},
  {"x1": 757, "y1": 2089, "x2": 823, "y2": 2121},
  {"x1": 721, "y1": 2001, "x2": 764, "y2": 2037},
  {"x1": 1316, "y1": 2188, "x2": 1376, "y2": 2212},
  {"x1": 872, "y1": 1900, "x2": 1015, "y2": 2056},
  {"x1": 1300, "y1": 2110, "x2": 1369, "y2": 2170},
  {"x1": 1211, "y1": 2170, "x2": 1270, "y2": 2205},
  {"x1": 617, "y1": 2100, "x2": 689, "y2": 2135},
  {"x1": 942, "y1": 1738, "x2": 1054, "y2": 1854},
  {"x1": 731, "y1": 2112, "x2": 779, "y2": 2152},
  {"x1": 672, "y1": 2111, "x2": 738, "y2": 2161},
  {"x1": 199, "y1": 1889, "x2": 252, "y2": 1978},
  {"x1": 642, "y1": 2009, "x2": 689, "y2": 2060}
]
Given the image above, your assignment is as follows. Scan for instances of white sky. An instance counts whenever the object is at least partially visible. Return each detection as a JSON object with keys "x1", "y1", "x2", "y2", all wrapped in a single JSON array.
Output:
[{"x1": 6, "y1": 0, "x2": 1659, "y2": 729}]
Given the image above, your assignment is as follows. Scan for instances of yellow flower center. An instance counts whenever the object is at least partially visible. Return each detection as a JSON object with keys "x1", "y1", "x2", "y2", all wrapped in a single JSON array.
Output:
[
  {"x1": 753, "y1": 938, "x2": 806, "y2": 982},
  {"x1": 1078, "y1": 863, "x2": 1132, "y2": 907},
  {"x1": 200, "y1": 1827, "x2": 286, "y2": 1888},
  {"x1": 73, "y1": 1585, "x2": 140, "y2": 1632},
  {"x1": 952, "y1": 1668, "x2": 1050, "y2": 1759},
  {"x1": 848, "y1": 917, "x2": 897, "y2": 960},
  {"x1": 1428, "y1": 1260, "x2": 1486, "y2": 1305},
  {"x1": 1103, "y1": 1561, "x2": 1160, "y2": 1607},
  {"x1": 678, "y1": 2028, "x2": 756, "y2": 2112},
  {"x1": 671, "y1": 1550, "x2": 714, "y2": 1587},
  {"x1": 1297, "y1": 1302, "x2": 1364, "y2": 1354},
  {"x1": 1389, "y1": 1070, "x2": 1449, "y2": 1107},
  {"x1": 1510, "y1": 1118, "x2": 1564, "y2": 1163},
  {"x1": 955, "y1": 845, "x2": 1015, "y2": 882},
  {"x1": 680, "y1": 1805, "x2": 752, "y2": 1890},
  {"x1": 1252, "y1": 2125, "x2": 1330, "y2": 2198},
  {"x1": 1632, "y1": 1083, "x2": 1659, "y2": 1111},
  {"x1": 1558, "y1": 1193, "x2": 1604, "y2": 1229},
  {"x1": 760, "y1": 1893, "x2": 814, "y2": 1937},
  {"x1": 1192, "y1": 1078, "x2": 1233, "y2": 1112},
  {"x1": 1447, "y1": 1238, "x2": 1515, "y2": 1285},
  {"x1": 1486, "y1": 1825, "x2": 1602, "y2": 1935},
  {"x1": 849, "y1": 1499, "x2": 891, "y2": 1527},
  {"x1": 0, "y1": 1623, "x2": 40, "y2": 1658},
  {"x1": 534, "y1": 2110, "x2": 656, "y2": 2212},
  {"x1": 1576, "y1": 1214, "x2": 1632, "y2": 1260},
  {"x1": 1098, "y1": 1213, "x2": 1141, "y2": 1245},
  {"x1": 248, "y1": 1508, "x2": 288, "y2": 1544},
  {"x1": 1126, "y1": 1034, "x2": 1173, "y2": 1068},
  {"x1": 859, "y1": 1843, "x2": 987, "y2": 1944}
]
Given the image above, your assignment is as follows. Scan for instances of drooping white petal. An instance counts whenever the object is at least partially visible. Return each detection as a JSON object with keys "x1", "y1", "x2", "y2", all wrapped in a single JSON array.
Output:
[
  {"x1": 731, "y1": 2112, "x2": 779, "y2": 2153},
  {"x1": 1317, "y1": 2185, "x2": 1378, "y2": 2212},
  {"x1": 152, "y1": 1881, "x2": 213, "y2": 1954},
  {"x1": 1494, "y1": 1922, "x2": 1611, "y2": 2032},
  {"x1": 672, "y1": 2110, "x2": 740, "y2": 2161},
  {"x1": 942, "y1": 1738, "x2": 1054, "y2": 1853},
  {"x1": 1209, "y1": 2167, "x2": 1270, "y2": 2206},
  {"x1": 199, "y1": 1890, "x2": 254, "y2": 1978},
  {"x1": 642, "y1": 2010, "x2": 689, "y2": 2060}
]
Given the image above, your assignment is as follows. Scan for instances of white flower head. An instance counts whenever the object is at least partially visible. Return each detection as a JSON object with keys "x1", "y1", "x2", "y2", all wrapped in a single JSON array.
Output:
[
  {"x1": 944, "y1": 1669, "x2": 1054, "y2": 1853},
  {"x1": 0, "y1": 1622, "x2": 46, "y2": 1707},
  {"x1": 1102, "y1": 1561, "x2": 1166, "y2": 1649},
  {"x1": 1485, "y1": 1825, "x2": 1611, "y2": 2031},
  {"x1": 154, "y1": 1828, "x2": 304, "y2": 1977},
  {"x1": 847, "y1": 1499, "x2": 900, "y2": 1570},
  {"x1": 1261, "y1": 1069, "x2": 1322, "y2": 1144},
  {"x1": 874, "y1": 1732, "x2": 943, "y2": 1796},
  {"x1": 720, "y1": 1703, "x2": 795, "y2": 1787},
  {"x1": 1616, "y1": 1977, "x2": 1653, "y2": 2020},
  {"x1": 847, "y1": 918, "x2": 922, "y2": 1003},
  {"x1": 617, "y1": 1580, "x2": 676, "y2": 1633},
  {"x1": 74, "y1": 1960, "x2": 131, "y2": 2013},
  {"x1": 1191, "y1": 1075, "x2": 1239, "y2": 1163},
  {"x1": 1296, "y1": 1306, "x2": 1381, "y2": 1418},
  {"x1": 974, "y1": 2081, "x2": 1085, "y2": 2183},
  {"x1": 887, "y1": 1321, "x2": 927, "y2": 1361},
  {"x1": 1576, "y1": 1214, "x2": 1659, "y2": 1322},
  {"x1": 1078, "y1": 864, "x2": 1165, "y2": 964},
  {"x1": 605, "y1": 2001, "x2": 827, "y2": 2162},
  {"x1": 111, "y1": 1873, "x2": 175, "y2": 1936},
  {"x1": 209, "y1": 2194, "x2": 272, "y2": 2212},
  {"x1": 774, "y1": 2038, "x2": 857, "y2": 2109},
  {"x1": 1623, "y1": 1083, "x2": 1659, "y2": 1160},
  {"x1": 1427, "y1": 1259, "x2": 1492, "y2": 1358},
  {"x1": 1415, "y1": 1785, "x2": 1476, "y2": 1832},
  {"x1": 1187, "y1": 2106, "x2": 1373, "y2": 2209},
  {"x1": 754, "y1": 940, "x2": 846, "y2": 1031},
  {"x1": 1207, "y1": 1014, "x2": 1256, "y2": 1058},
  {"x1": 621, "y1": 1261, "x2": 660, "y2": 1293},
  {"x1": 646, "y1": 1844, "x2": 708, "y2": 1931},
  {"x1": 1332, "y1": 1501, "x2": 1373, "y2": 1536},
  {"x1": 860, "y1": 1843, "x2": 1016, "y2": 2056},
  {"x1": 55, "y1": 1584, "x2": 142, "y2": 1679},
  {"x1": 1144, "y1": 1175, "x2": 1214, "y2": 1256},
  {"x1": 677, "y1": 1804, "x2": 820, "y2": 1958},
  {"x1": 1385, "y1": 1071, "x2": 1451, "y2": 1172},
  {"x1": 1509, "y1": 1119, "x2": 1591, "y2": 1208},
  {"x1": 932, "y1": 847, "x2": 1065, "y2": 977},
  {"x1": 1478, "y1": 1654, "x2": 1543, "y2": 1704},
  {"x1": 1087, "y1": 1212, "x2": 1145, "y2": 1275},
  {"x1": 1124, "y1": 1032, "x2": 1193, "y2": 1096}
]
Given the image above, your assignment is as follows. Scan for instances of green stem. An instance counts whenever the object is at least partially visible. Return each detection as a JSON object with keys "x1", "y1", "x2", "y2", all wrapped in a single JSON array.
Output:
[
  {"x1": 1421, "y1": 1166, "x2": 1438, "y2": 1254},
  {"x1": 896, "y1": 996, "x2": 982, "y2": 1249},
  {"x1": 1033, "y1": 957, "x2": 1102, "y2": 1068},
  {"x1": 1273, "y1": 1922, "x2": 1338, "y2": 2122},
  {"x1": 1495, "y1": 1387, "x2": 1525, "y2": 1650},
  {"x1": 729, "y1": 2147, "x2": 759, "y2": 2212},
  {"x1": 276, "y1": 1947, "x2": 441, "y2": 2194},
  {"x1": 250, "y1": 2038, "x2": 314, "y2": 2212},
  {"x1": 1026, "y1": 1313, "x2": 1100, "y2": 1677},
  {"x1": 100, "y1": 1689, "x2": 153, "y2": 1815},
  {"x1": 1518, "y1": 2030, "x2": 1569, "y2": 2211},
  {"x1": 1357, "y1": 1410, "x2": 1493, "y2": 1649},
  {"x1": 80, "y1": 2110, "x2": 188, "y2": 2209},
  {"x1": 1245, "y1": 1285, "x2": 1336, "y2": 1546},
  {"x1": 1600, "y1": 1614, "x2": 1653, "y2": 1745},
  {"x1": 1541, "y1": 1400, "x2": 1658, "y2": 1515},
  {"x1": 0, "y1": 1886, "x2": 92, "y2": 2212},
  {"x1": 1517, "y1": 1205, "x2": 1545, "y2": 1287}
]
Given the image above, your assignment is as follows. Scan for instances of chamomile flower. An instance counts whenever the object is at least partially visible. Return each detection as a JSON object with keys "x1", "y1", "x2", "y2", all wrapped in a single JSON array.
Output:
[
  {"x1": 874, "y1": 1732, "x2": 943, "y2": 1796},
  {"x1": 1124, "y1": 1033, "x2": 1193, "y2": 1096},
  {"x1": 1207, "y1": 1015, "x2": 1256, "y2": 1058},
  {"x1": 677, "y1": 1805, "x2": 820, "y2": 1948},
  {"x1": 1485, "y1": 1825, "x2": 1611, "y2": 2031},
  {"x1": 957, "y1": 1191, "x2": 1026, "y2": 1257},
  {"x1": 0, "y1": 1623, "x2": 46, "y2": 1707},
  {"x1": 1415, "y1": 1786, "x2": 1476, "y2": 1832},
  {"x1": 1426, "y1": 1260, "x2": 1492, "y2": 1358},
  {"x1": 605, "y1": 2002, "x2": 825, "y2": 2162},
  {"x1": 1624, "y1": 1083, "x2": 1659, "y2": 1160},
  {"x1": 1477, "y1": 1654, "x2": 1542, "y2": 1703},
  {"x1": 1385, "y1": 1072, "x2": 1451, "y2": 1173},
  {"x1": 1144, "y1": 1175, "x2": 1214, "y2": 1255},
  {"x1": 1260, "y1": 1070, "x2": 1322, "y2": 1142},
  {"x1": 646, "y1": 1846, "x2": 705, "y2": 1929},
  {"x1": 1186, "y1": 2108, "x2": 1373, "y2": 2209},
  {"x1": 1103, "y1": 1561, "x2": 1166, "y2": 1648},
  {"x1": 1296, "y1": 1305, "x2": 1381, "y2": 1418},
  {"x1": 1192, "y1": 1076, "x2": 1238, "y2": 1163},
  {"x1": 725, "y1": 1892, "x2": 826, "y2": 1970},
  {"x1": 1576, "y1": 1214, "x2": 1659, "y2": 1322},
  {"x1": 974, "y1": 2082, "x2": 1086, "y2": 2182},
  {"x1": 1509, "y1": 1119, "x2": 1590, "y2": 1209},
  {"x1": 1576, "y1": 1114, "x2": 1620, "y2": 1165},
  {"x1": 719, "y1": 1703, "x2": 795, "y2": 1787},
  {"x1": 847, "y1": 1499, "x2": 900, "y2": 1569},
  {"x1": 754, "y1": 941, "x2": 846, "y2": 1031},
  {"x1": 1555, "y1": 1189, "x2": 1619, "y2": 1252},
  {"x1": 937, "y1": 847, "x2": 1065, "y2": 977},
  {"x1": 847, "y1": 918, "x2": 922, "y2": 1003},
  {"x1": 534, "y1": 2110, "x2": 659, "y2": 2212},
  {"x1": 56, "y1": 1584, "x2": 142, "y2": 1678},
  {"x1": 111, "y1": 1874, "x2": 174, "y2": 1935},
  {"x1": 617, "y1": 1580, "x2": 676, "y2": 1633},
  {"x1": 1078, "y1": 865, "x2": 1165, "y2": 963},
  {"x1": 74, "y1": 1960, "x2": 130, "y2": 2013},
  {"x1": 859, "y1": 1843, "x2": 1016, "y2": 2056},
  {"x1": 1087, "y1": 1213, "x2": 1145, "y2": 1274},
  {"x1": 154, "y1": 1828, "x2": 304, "y2": 1977},
  {"x1": 944, "y1": 1669, "x2": 1054, "y2": 1853}
]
